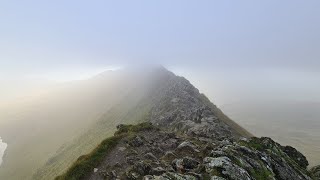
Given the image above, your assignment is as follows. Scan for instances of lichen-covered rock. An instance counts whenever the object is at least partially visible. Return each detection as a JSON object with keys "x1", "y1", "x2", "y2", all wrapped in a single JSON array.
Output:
[
  {"x1": 151, "y1": 167, "x2": 166, "y2": 175},
  {"x1": 282, "y1": 145, "x2": 309, "y2": 168},
  {"x1": 240, "y1": 137, "x2": 312, "y2": 180},
  {"x1": 204, "y1": 156, "x2": 252, "y2": 180},
  {"x1": 128, "y1": 136, "x2": 144, "y2": 147},
  {"x1": 172, "y1": 157, "x2": 199, "y2": 172},
  {"x1": 65, "y1": 124, "x2": 313, "y2": 180},
  {"x1": 165, "y1": 172, "x2": 197, "y2": 180},
  {"x1": 310, "y1": 165, "x2": 320, "y2": 179},
  {"x1": 176, "y1": 141, "x2": 200, "y2": 154},
  {"x1": 143, "y1": 175, "x2": 170, "y2": 180},
  {"x1": 143, "y1": 173, "x2": 197, "y2": 180},
  {"x1": 210, "y1": 150, "x2": 227, "y2": 157},
  {"x1": 131, "y1": 161, "x2": 152, "y2": 176},
  {"x1": 211, "y1": 176, "x2": 226, "y2": 180},
  {"x1": 144, "y1": 152, "x2": 158, "y2": 161},
  {"x1": 161, "y1": 151, "x2": 177, "y2": 161},
  {"x1": 182, "y1": 157, "x2": 199, "y2": 170}
]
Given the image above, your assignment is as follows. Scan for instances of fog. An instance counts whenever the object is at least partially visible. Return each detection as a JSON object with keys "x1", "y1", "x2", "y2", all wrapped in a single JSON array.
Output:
[
  {"x1": 1, "y1": 0, "x2": 320, "y2": 179},
  {"x1": 175, "y1": 67, "x2": 320, "y2": 166},
  {"x1": 0, "y1": 69, "x2": 142, "y2": 178},
  {"x1": 1, "y1": 67, "x2": 320, "y2": 167}
]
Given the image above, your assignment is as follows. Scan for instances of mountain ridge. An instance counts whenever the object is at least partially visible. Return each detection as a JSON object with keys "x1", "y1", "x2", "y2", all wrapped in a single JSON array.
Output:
[{"x1": 33, "y1": 67, "x2": 318, "y2": 179}]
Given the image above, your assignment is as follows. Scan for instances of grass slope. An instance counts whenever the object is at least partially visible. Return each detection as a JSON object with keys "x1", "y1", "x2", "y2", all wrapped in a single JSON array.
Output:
[
  {"x1": 55, "y1": 122, "x2": 155, "y2": 180},
  {"x1": 33, "y1": 94, "x2": 152, "y2": 180}
]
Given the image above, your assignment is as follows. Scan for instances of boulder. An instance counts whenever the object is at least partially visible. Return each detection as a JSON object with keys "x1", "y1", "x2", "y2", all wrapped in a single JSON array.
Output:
[
  {"x1": 182, "y1": 157, "x2": 200, "y2": 169},
  {"x1": 211, "y1": 176, "x2": 226, "y2": 180},
  {"x1": 282, "y1": 145, "x2": 309, "y2": 169},
  {"x1": 310, "y1": 165, "x2": 320, "y2": 179},
  {"x1": 172, "y1": 157, "x2": 199, "y2": 172},
  {"x1": 203, "y1": 156, "x2": 251, "y2": 180},
  {"x1": 144, "y1": 152, "x2": 158, "y2": 161},
  {"x1": 176, "y1": 141, "x2": 200, "y2": 154},
  {"x1": 151, "y1": 167, "x2": 166, "y2": 175},
  {"x1": 132, "y1": 161, "x2": 152, "y2": 175},
  {"x1": 129, "y1": 136, "x2": 144, "y2": 147},
  {"x1": 161, "y1": 151, "x2": 177, "y2": 161}
]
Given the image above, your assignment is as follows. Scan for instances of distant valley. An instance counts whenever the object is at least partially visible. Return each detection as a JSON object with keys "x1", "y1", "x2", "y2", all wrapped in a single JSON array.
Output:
[{"x1": 221, "y1": 101, "x2": 320, "y2": 166}]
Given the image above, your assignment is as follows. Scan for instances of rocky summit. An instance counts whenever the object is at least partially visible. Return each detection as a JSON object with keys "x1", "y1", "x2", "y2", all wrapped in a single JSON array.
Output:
[{"x1": 54, "y1": 67, "x2": 319, "y2": 180}]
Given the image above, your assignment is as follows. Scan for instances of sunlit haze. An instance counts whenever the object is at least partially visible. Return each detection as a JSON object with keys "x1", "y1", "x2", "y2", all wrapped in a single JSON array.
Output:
[{"x1": 1, "y1": 1, "x2": 320, "y2": 179}]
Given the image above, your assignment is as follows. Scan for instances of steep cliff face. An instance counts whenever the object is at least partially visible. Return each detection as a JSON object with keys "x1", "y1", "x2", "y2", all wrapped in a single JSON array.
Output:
[{"x1": 44, "y1": 67, "x2": 314, "y2": 180}]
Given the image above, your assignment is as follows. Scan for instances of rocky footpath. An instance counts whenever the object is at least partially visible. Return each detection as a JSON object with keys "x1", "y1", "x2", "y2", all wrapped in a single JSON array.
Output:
[{"x1": 62, "y1": 122, "x2": 313, "y2": 180}]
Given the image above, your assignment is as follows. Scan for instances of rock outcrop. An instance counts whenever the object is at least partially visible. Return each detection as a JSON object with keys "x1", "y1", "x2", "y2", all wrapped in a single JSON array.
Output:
[
  {"x1": 310, "y1": 165, "x2": 320, "y2": 179},
  {"x1": 57, "y1": 123, "x2": 312, "y2": 180},
  {"x1": 147, "y1": 68, "x2": 251, "y2": 139}
]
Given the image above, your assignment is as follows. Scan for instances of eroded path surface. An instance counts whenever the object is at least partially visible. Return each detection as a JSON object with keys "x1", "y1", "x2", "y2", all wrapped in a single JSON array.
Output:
[
  {"x1": 85, "y1": 124, "x2": 312, "y2": 180},
  {"x1": 88, "y1": 128, "x2": 186, "y2": 180}
]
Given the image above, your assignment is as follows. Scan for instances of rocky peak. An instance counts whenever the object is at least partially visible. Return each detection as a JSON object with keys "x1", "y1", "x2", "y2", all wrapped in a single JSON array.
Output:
[{"x1": 147, "y1": 68, "x2": 251, "y2": 139}]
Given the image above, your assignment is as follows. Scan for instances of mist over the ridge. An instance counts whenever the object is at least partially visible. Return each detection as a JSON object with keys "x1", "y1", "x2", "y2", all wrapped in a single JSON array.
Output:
[
  {"x1": 1, "y1": 0, "x2": 320, "y2": 80},
  {"x1": 0, "y1": 0, "x2": 320, "y2": 178}
]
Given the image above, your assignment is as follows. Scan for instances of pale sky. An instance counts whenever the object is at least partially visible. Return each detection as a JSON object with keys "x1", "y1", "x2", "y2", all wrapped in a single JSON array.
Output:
[
  {"x1": 1, "y1": 0, "x2": 320, "y2": 78},
  {"x1": 1, "y1": 0, "x2": 320, "y2": 105}
]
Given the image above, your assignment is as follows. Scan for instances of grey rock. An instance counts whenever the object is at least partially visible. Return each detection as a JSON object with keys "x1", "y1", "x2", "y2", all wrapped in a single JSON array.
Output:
[
  {"x1": 143, "y1": 175, "x2": 170, "y2": 180},
  {"x1": 270, "y1": 155, "x2": 310, "y2": 180},
  {"x1": 165, "y1": 172, "x2": 197, "y2": 180},
  {"x1": 129, "y1": 136, "x2": 144, "y2": 147},
  {"x1": 172, "y1": 158, "x2": 184, "y2": 172},
  {"x1": 211, "y1": 176, "x2": 226, "y2": 180},
  {"x1": 118, "y1": 147, "x2": 126, "y2": 151},
  {"x1": 282, "y1": 145, "x2": 309, "y2": 169},
  {"x1": 151, "y1": 167, "x2": 166, "y2": 175},
  {"x1": 210, "y1": 150, "x2": 226, "y2": 157},
  {"x1": 126, "y1": 156, "x2": 137, "y2": 165},
  {"x1": 93, "y1": 168, "x2": 98, "y2": 173},
  {"x1": 112, "y1": 171, "x2": 118, "y2": 178},
  {"x1": 172, "y1": 157, "x2": 199, "y2": 172},
  {"x1": 182, "y1": 157, "x2": 200, "y2": 170},
  {"x1": 144, "y1": 152, "x2": 158, "y2": 161},
  {"x1": 161, "y1": 151, "x2": 177, "y2": 161},
  {"x1": 132, "y1": 161, "x2": 152, "y2": 175},
  {"x1": 204, "y1": 156, "x2": 251, "y2": 180},
  {"x1": 176, "y1": 141, "x2": 200, "y2": 153},
  {"x1": 310, "y1": 165, "x2": 320, "y2": 179}
]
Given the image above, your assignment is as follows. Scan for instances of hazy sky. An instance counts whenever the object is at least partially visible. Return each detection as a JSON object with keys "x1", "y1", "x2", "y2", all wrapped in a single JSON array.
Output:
[
  {"x1": 1, "y1": 0, "x2": 320, "y2": 105},
  {"x1": 1, "y1": 0, "x2": 320, "y2": 79},
  {"x1": 1, "y1": 1, "x2": 320, "y2": 165}
]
